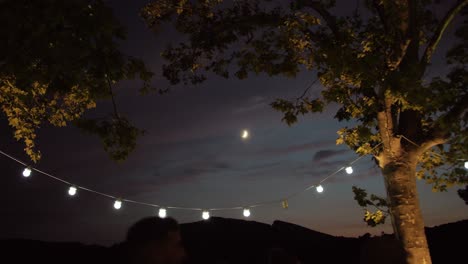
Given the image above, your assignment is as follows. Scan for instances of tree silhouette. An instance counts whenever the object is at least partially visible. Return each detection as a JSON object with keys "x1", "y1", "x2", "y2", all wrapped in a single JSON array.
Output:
[
  {"x1": 0, "y1": 0, "x2": 153, "y2": 161},
  {"x1": 458, "y1": 186, "x2": 468, "y2": 204}
]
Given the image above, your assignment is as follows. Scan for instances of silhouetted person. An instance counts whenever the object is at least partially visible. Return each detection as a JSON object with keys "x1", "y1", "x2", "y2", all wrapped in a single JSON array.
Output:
[{"x1": 115, "y1": 216, "x2": 186, "y2": 264}]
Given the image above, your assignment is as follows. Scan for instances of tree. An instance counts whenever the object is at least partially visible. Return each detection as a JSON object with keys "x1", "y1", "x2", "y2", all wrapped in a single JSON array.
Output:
[
  {"x1": 0, "y1": 0, "x2": 153, "y2": 162},
  {"x1": 458, "y1": 185, "x2": 468, "y2": 204},
  {"x1": 141, "y1": 0, "x2": 468, "y2": 263}
]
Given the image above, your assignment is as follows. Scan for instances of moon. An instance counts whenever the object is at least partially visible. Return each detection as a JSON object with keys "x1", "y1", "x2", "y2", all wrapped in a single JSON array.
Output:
[{"x1": 241, "y1": 129, "x2": 249, "y2": 139}]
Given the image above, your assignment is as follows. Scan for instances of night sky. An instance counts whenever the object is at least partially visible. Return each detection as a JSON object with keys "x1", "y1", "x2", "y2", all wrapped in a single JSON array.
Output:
[{"x1": 1, "y1": 0, "x2": 467, "y2": 246}]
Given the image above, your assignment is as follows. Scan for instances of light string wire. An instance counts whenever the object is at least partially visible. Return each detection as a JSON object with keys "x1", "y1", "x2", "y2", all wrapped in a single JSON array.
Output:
[{"x1": 1, "y1": 142, "x2": 383, "y2": 213}]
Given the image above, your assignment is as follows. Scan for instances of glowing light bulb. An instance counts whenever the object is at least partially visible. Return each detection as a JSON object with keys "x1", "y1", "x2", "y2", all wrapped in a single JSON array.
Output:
[
  {"x1": 243, "y1": 208, "x2": 251, "y2": 217},
  {"x1": 202, "y1": 211, "x2": 210, "y2": 220},
  {"x1": 316, "y1": 185, "x2": 324, "y2": 193},
  {"x1": 22, "y1": 167, "x2": 32, "y2": 177},
  {"x1": 158, "y1": 208, "x2": 167, "y2": 218},
  {"x1": 68, "y1": 186, "x2": 77, "y2": 196},
  {"x1": 114, "y1": 200, "x2": 122, "y2": 210},
  {"x1": 465, "y1": 161, "x2": 468, "y2": 169},
  {"x1": 241, "y1": 130, "x2": 249, "y2": 139},
  {"x1": 345, "y1": 166, "x2": 353, "y2": 174}
]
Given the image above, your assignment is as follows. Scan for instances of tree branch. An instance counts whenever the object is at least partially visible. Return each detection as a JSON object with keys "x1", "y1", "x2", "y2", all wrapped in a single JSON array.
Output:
[
  {"x1": 438, "y1": 92, "x2": 468, "y2": 125},
  {"x1": 372, "y1": 0, "x2": 388, "y2": 33},
  {"x1": 105, "y1": 75, "x2": 120, "y2": 119},
  {"x1": 418, "y1": 92, "x2": 468, "y2": 154},
  {"x1": 421, "y1": 0, "x2": 468, "y2": 65},
  {"x1": 417, "y1": 134, "x2": 447, "y2": 156},
  {"x1": 406, "y1": 0, "x2": 420, "y2": 62},
  {"x1": 296, "y1": 77, "x2": 319, "y2": 100},
  {"x1": 299, "y1": 0, "x2": 340, "y2": 37}
]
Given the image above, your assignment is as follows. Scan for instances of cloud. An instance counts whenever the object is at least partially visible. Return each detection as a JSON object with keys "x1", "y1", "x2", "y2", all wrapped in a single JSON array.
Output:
[
  {"x1": 182, "y1": 160, "x2": 231, "y2": 176},
  {"x1": 256, "y1": 140, "x2": 333, "y2": 156},
  {"x1": 151, "y1": 159, "x2": 231, "y2": 185},
  {"x1": 312, "y1": 149, "x2": 350, "y2": 162},
  {"x1": 232, "y1": 96, "x2": 269, "y2": 114},
  {"x1": 103, "y1": 159, "x2": 233, "y2": 197}
]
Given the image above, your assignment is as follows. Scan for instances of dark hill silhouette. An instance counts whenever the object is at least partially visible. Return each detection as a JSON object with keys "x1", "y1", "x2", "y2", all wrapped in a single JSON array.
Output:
[
  {"x1": 425, "y1": 220, "x2": 468, "y2": 264},
  {"x1": 0, "y1": 239, "x2": 107, "y2": 264},
  {"x1": 272, "y1": 220, "x2": 360, "y2": 264},
  {"x1": 1, "y1": 218, "x2": 467, "y2": 264}
]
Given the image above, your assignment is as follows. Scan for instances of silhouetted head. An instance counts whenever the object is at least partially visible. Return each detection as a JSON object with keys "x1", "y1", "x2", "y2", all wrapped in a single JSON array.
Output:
[{"x1": 124, "y1": 216, "x2": 186, "y2": 264}]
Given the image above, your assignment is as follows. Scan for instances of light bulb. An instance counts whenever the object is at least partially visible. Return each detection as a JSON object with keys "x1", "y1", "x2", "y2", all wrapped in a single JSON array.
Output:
[
  {"x1": 316, "y1": 185, "x2": 324, "y2": 193},
  {"x1": 202, "y1": 211, "x2": 210, "y2": 220},
  {"x1": 158, "y1": 208, "x2": 167, "y2": 218},
  {"x1": 68, "y1": 186, "x2": 77, "y2": 196},
  {"x1": 345, "y1": 166, "x2": 353, "y2": 174},
  {"x1": 22, "y1": 167, "x2": 32, "y2": 177},
  {"x1": 241, "y1": 130, "x2": 249, "y2": 139},
  {"x1": 114, "y1": 200, "x2": 122, "y2": 210},
  {"x1": 243, "y1": 208, "x2": 251, "y2": 217},
  {"x1": 465, "y1": 161, "x2": 468, "y2": 169}
]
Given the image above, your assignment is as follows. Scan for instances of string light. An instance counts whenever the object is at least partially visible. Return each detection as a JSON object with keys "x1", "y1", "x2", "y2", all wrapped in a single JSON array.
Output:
[
  {"x1": 22, "y1": 167, "x2": 32, "y2": 177},
  {"x1": 0, "y1": 143, "x2": 389, "y2": 217},
  {"x1": 158, "y1": 208, "x2": 167, "y2": 218},
  {"x1": 241, "y1": 129, "x2": 249, "y2": 139},
  {"x1": 3, "y1": 139, "x2": 467, "y2": 221},
  {"x1": 243, "y1": 208, "x2": 251, "y2": 217},
  {"x1": 114, "y1": 200, "x2": 122, "y2": 210},
  {"x1": 68, "y1": 186, "x2": 77, "y2": 196},
  {"x1": 316, "y1": 185, "x2": 324, "y2": 193},
  {"x1": 202, "y1": 210, "x2": 210, "y2": 220}
]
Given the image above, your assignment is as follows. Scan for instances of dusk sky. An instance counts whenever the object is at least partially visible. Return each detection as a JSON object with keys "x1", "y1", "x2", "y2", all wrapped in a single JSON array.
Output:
[{"x1": 1, "y1": 0, "x2": 467, "y2": 246}]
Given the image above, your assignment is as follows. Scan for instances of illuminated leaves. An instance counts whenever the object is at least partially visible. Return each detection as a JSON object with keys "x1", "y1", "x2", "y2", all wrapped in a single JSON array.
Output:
[
  {"x1": 352, "y1": 186, "x2": 388, "y2": 227},
  {"x1": 0, "y1": 0, "x2": 153, "y2": 161},
  {"x1": 270, "y1": 98, "x2": 324, "y2": 126},
  {"x1": 364, "y1": 210, "x2": 386, "y2": 227},
  {"x1": 416, "y1": 147, "x2": 468, "y2": 192},
  {"x1": 336, "y1": 126, "x2": 380, "y2": 155},
  {"x1": 0, "y1": 79, "x2": 96, "y2": 162}
]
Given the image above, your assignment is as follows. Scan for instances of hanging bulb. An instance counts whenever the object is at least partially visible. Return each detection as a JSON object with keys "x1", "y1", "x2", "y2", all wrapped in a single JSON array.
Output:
[
  {"x1": 68, "y1": 186, "x2": 77, "y2": 196},
  {"x1": 464, "y1": 161, "x2": 468, "y2": 169},
  {"x1": 202, "y1": 211, "x2": 210, "y2": 220},
  {"x1": 316, "y1": 185, "x2": 324, "y2": 193},
  {"x1": 158, "y1": 208, "x2": 167, "y2": 218},
  {"x1": 114, "y1": 200, "x2": 122, "y2": 210},
  {"x1": 22, "y1": 167, "x2": 32, "y2": 177},
  {"x1": 345, "y1": 166, "x2": 353, "y2": 174},
  {"x1": 243, "y1": 208, "x2": 251, "y2": 217},
  {"x1": 241, "y1": 129, "x2": 249, "y2": 139}
]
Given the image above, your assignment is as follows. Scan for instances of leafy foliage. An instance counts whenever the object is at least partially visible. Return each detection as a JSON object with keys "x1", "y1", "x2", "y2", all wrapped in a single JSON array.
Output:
[
  {"x1": 76, "y1": 117, "x2": 143, "y2": 161},
  {"x1": 0, "y1": 79, "x2": 96, "y2": 162},
  {"x1": 0, "y1": 0, "x2": 153, "y2": 161},
  {"x1": 352, "y1": 186, "x2": 388, "y2": 226}
]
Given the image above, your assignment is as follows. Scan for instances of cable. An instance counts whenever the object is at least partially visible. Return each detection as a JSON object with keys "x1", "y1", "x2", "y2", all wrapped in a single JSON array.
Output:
[{"x1": 0, "y1": 141, "x2": 384, "y2": 213}]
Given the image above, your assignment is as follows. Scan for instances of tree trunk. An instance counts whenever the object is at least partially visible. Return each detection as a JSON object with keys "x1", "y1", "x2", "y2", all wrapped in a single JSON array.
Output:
[{"x1": 383, "y1": 154, "x2": 432, "y2": 264}]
